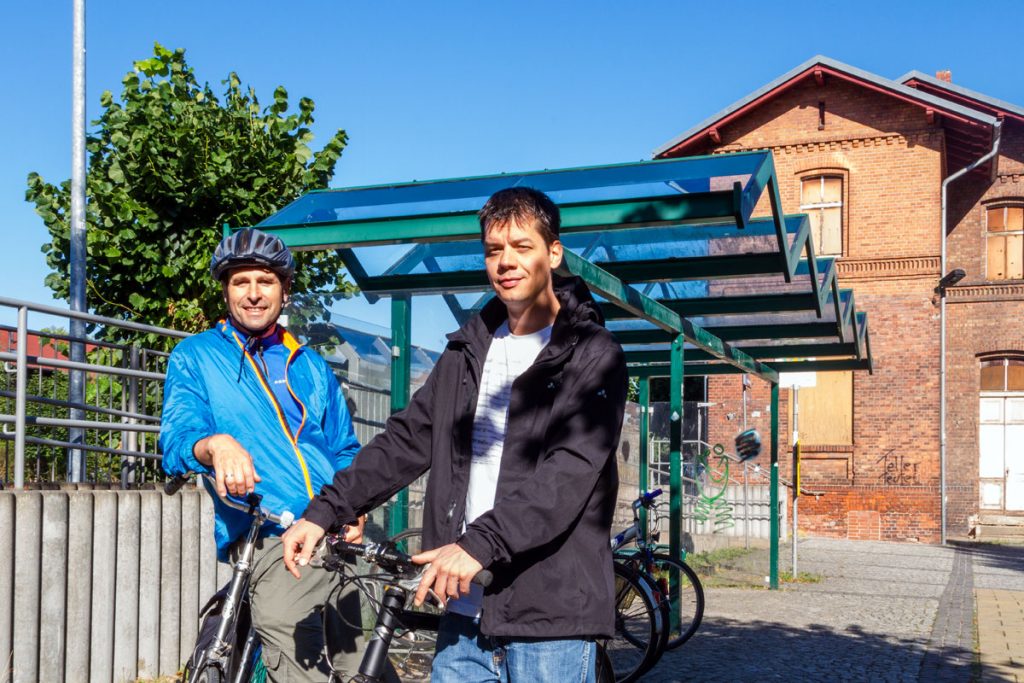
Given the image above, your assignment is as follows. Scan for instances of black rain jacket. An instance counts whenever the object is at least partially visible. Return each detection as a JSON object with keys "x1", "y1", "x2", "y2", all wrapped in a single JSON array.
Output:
[{"x1": 303, "y1": 275, "x2": 628, "y2": 638}]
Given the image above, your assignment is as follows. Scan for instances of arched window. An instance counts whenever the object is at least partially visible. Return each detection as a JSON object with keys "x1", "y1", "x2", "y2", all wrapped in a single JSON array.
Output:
[
  {"x1": 800, "y1": 175, "x2": 843, "y2": 256},
  {"x1": 986, "y1": 205, "x2": 1024, "y2": 280},
  {"x1": 981, "y1": 357, "x2": 1024, "y2": 392}
]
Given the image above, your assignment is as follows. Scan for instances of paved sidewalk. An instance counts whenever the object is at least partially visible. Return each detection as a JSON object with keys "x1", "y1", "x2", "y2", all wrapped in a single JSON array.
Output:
[{"x1": 642, "y1": 538, "x2": 1024, "y2": 682}]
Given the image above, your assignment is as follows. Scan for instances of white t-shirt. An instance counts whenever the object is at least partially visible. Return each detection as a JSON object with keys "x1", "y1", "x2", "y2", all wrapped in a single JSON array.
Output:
[{"x1": 448, "y1": 320, "x2": 552, "y2": 617}]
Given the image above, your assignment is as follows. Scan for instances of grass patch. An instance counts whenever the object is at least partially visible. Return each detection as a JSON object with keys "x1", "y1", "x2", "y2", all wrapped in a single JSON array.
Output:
[
  {"x1": 778, "y1": 570, "x2": 824, "y2": 584},
  {"x1": 687, "y1": 546, "x2": 756, "y2": 576}
]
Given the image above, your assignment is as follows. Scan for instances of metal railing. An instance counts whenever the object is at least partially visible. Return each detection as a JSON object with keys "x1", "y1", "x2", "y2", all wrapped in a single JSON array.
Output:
[{"x1": 0, "y1": 296, "x2": 188, "y2": 489}]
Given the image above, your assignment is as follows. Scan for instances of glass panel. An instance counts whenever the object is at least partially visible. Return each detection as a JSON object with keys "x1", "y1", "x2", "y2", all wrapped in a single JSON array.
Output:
[
  {"x1": 981, "y1": 481, "x2": 1003, "y2": 508},
  {"x1": 988, "y1": 236, "x2": 1007, "y2": 279},
  {"x1": 1008, "y1": 361, "x2": 1024, "y2": 391},
  {"x1": 1008, "y1": 207, "x2": 1024, "y2": 232},
  {"x1": 801, "y1": 177, "x2": 822, "y2": 204},
  {"x1": 981, "y1": 362, "x2": 1006, "y2": 392},
  {"x1": 988, "y1": 207, "x2": 1005, "y2": 232},
  {"x1": 822, "y1": 177, "x2": 843, "y2": 203},
  {"x1": 820, "y1": 207, "x2": 843, "y2": 256},
  {"x1": 258, "y1": 152, "x2": 771, "y2": 227},
  {"x1": 1007, "y1": 235, "x2": 1023, "y2": 280}
]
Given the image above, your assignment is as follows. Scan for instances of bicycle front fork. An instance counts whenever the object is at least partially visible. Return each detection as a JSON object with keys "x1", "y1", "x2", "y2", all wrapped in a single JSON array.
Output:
[{"x1": 355, "y1": 585, "x2": 406, "y2": 682}]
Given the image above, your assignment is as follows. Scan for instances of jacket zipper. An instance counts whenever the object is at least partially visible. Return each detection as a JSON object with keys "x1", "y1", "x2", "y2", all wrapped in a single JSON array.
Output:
[{"x1": 232, "y1": 330, "x2": 315, "y2": 499}]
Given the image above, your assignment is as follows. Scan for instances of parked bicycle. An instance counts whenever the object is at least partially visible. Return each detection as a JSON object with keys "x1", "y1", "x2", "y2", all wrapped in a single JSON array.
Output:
[{"x1": 165, "y1": 472, "x2": 294, "y2": 683}]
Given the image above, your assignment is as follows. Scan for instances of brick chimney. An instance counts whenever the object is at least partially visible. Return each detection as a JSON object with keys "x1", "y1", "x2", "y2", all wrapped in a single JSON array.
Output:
[{"x1": 936, "y1": 70, "x2": 952, "y2": 83}]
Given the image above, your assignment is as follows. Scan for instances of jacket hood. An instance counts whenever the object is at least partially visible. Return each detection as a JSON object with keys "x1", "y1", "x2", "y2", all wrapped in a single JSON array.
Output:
[{"x1": 448, "y1": 275, "x2": 604, "y2": 351}]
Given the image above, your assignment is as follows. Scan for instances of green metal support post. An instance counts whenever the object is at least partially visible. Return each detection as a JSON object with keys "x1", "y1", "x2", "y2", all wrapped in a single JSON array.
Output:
[
  {"x1": 769, "y1": 381, "x2": 780, "y2": 590},
  {"x1": 638, "y1": 377, "x2": 650, "y2": 535},
  {"x1": 389, "y1": 295, "x2": 412, "y2": 538},
  {"x1": 669, "y1": 336, "x2": 684, "y2": 630}
]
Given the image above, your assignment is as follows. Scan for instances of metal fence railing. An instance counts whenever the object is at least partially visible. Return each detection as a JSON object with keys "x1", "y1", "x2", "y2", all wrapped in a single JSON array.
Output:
[{"x1": 0, "y1": 296, "x2": 188, "y2": 489}]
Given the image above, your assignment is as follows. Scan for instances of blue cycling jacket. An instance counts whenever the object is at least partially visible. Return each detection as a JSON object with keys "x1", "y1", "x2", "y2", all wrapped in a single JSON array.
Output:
[{"x1": 160, "y1": 319, "x2": 360, "y2": 559}]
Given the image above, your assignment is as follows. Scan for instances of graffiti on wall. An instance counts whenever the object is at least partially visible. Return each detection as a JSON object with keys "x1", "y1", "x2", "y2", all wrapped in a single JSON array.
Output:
[
  {"x1": 876, "y1": 451, "x2": 920, "y2": 486},
  {"x1": 693, "y1": 443, "x2": 735, "y2": 531}
]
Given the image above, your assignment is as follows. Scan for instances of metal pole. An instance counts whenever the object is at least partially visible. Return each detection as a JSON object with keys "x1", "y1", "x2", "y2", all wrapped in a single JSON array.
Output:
[
  {"x1": 742, "y1": 375, "x2": 749, "y2": 548},
  {"x1": 638, "y1": 377, "x2": 650, "y2": 536},
  {"x1": 938, "y1": 120, "x2": 1002, "y2": 545},
  {"x1": 769, "y1": 382, "x2": 779, "y2": 590},
  {"x1": 68, "y1": 0, "x2": 87, "y2": 482},
  {"x1": 669, "y1": 335, "x2": 684, "y2": 632},
  {"x1": 388, "y1": 295, "x2": 412, "y2": 538},
  {"x1": 121, "y1": 345, "x2": 139, "y2": 488},
  {"x1": 792, "y1": 386, "x2": 799, "y2": 576},
  {"x1": 14, "y1": 306, "x2": 28, "y2": 489}
]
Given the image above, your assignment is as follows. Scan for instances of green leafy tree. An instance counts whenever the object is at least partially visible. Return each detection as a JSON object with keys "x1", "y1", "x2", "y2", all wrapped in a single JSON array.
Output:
[{"x1": 26, "y1": 43, "x2": 355, "y2": 348}]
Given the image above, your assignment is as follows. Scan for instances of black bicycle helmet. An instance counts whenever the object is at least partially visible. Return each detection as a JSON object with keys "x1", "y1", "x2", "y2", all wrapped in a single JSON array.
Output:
[{"x1": 211, "y1": 228, "x2": 295, "y2": 282}]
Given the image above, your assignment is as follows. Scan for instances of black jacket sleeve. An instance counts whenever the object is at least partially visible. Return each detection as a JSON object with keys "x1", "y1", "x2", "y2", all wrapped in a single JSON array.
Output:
[
  {"x1": 301, "y1": 353, "x2": 443, "y2": 531},
  {"x1": 457, "y1": 339, "x2": 627, "y2": 567}
]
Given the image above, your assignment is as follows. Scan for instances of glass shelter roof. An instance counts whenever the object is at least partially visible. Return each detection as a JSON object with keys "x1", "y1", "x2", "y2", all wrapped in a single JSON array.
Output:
[{"x1": 251, "y1": 150, "x2": 872, "y2": 382}]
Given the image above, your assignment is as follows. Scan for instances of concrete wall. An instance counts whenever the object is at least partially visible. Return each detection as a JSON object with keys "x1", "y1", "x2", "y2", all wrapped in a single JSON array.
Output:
[{"x1": 0, "y1": 488, "x2": 224, "y2": 683}]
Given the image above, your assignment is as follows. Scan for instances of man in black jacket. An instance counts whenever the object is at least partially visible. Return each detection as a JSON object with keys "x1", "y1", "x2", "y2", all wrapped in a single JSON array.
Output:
[{"x1": 282, "y1": 187, "x2": 627, "y2": 682}]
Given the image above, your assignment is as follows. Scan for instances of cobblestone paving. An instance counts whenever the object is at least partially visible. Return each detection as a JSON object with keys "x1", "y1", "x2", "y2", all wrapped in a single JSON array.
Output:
[{"x1": 645, "y1": 539, "x2": 976, "y2": 683}]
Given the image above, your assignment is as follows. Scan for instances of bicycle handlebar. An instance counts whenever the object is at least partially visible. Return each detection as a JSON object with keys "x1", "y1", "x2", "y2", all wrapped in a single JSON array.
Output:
[
  {"x1": 318, "y1": 536, "x2": 494, "y2": 589},
  {"x1": 164, "y1": 472, "x2": 295, "y2": 527}
]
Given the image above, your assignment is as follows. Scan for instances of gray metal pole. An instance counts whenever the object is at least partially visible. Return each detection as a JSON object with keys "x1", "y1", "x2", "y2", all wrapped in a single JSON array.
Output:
[
  {"x1": 68, "y1": 0, "x2": 88, "y2": 482},
  {"x1": 792, "y1": 386, "x2": 799, "y2": 576},
  {"x1": 121, "y1": 345, "x2": 139, "y2": 487},
  {"x1": 14, "y1": 307, "x2": 28, "y2": 489}
]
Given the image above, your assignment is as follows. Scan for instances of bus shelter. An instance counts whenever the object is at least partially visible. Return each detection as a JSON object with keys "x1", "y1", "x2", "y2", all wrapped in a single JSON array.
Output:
[{"x1": 247, "y1": 150, "x2": 873, "y2": 587}]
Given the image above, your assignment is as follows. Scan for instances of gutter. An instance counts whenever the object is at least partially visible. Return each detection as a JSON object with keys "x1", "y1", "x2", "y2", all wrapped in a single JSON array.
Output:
[{"x1": 939, "y1": 119, "x2": 1002, "y2": 545}]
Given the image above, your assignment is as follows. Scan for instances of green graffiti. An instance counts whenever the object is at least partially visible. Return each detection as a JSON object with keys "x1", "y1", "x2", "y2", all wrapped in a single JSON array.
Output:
[{"x1": 692, "y1": 443, "x2": 735, "y2": 531}]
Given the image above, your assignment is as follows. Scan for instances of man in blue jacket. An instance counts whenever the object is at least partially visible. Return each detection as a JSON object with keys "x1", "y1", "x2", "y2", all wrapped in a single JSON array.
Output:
[{"x1": 160, "y1": 228, "x2": 372, "y2": 682}]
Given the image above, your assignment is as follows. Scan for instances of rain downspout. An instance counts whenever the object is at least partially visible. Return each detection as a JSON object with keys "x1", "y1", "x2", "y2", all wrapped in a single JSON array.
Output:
[{"x1": 939, "y1": 119, "x2": 1002, "y2": 545}]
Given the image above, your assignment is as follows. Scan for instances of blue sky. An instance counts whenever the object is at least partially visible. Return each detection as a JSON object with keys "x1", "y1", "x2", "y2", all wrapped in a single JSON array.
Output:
[{"x1": 2, "y1": 0, "x2": 1022, "y2": 346}]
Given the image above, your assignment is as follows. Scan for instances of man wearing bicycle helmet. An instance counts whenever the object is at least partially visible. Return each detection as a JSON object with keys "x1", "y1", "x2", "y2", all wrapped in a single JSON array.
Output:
[
  {"x1": 283, "y1": 188, "x2": 628, "y2": 682},
  {"x1": 160, "y1": 228, "x2": 380, "y2": 682}
]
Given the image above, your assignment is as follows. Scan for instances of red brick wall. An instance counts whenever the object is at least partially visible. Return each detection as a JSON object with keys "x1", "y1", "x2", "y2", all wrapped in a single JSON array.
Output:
[{"x1": 662, "y1": 73, "x2": 1023, "y2": 542}]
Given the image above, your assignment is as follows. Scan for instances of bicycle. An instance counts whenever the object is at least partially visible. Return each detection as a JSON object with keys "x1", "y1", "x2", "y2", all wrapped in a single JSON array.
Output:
[
  {"x1": 611, "y1": 488, "x2": 704, "y2": 652},
  {"x1": 386, "y1": 527, "x2": 637, "y2": 683},
  {"x1": 165, "y1": 472, "x2": 294, "y2": 683},
  {"x1": 317, "y1": 532, "x2": 619, "y2": 683}
]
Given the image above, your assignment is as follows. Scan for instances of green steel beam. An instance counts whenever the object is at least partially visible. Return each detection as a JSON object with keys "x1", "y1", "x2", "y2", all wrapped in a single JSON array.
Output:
[
  {"x1": 627, "y1": 358, "x2": 871, "y2": 378},
  {"x1": 764, "y1": 172, "x2": 792, "y2": 283},
  {"x1": 389, "y1": 295, "x2": 412, "y2": 538},
  {"x1": 638, "y1": 377, "x2": 650, "y2": 536},
  {"x1": 600, "y1": 292, "x2": 818, "y2": 320},
  {"x1": 258, "y1": 192, "x2": 748, "y2": 251},
  {"x1": 625, "y1": 342, "x2": 857, "y2": 366},
  {"x1": 770, "y1": 382, "x2": 780, "y2": 590},
  {"x1": 360, "y1": 271, "x2": 489, "y2": 295},
  {"x1": 559, "y1": 251, "x2": 777, "y2": 382},
  {"x1": 596, "y1": 253, "x2": 783, "y2": 282},
  {"x1": 669, "y1": 335, "x2": 684, "y2": 629},
  {"x1": 334, "y1": 248, "x2": 379, "y2": 304}
]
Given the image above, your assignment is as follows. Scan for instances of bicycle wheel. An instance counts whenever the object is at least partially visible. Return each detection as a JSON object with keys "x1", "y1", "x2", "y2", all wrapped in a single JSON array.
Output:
[
  {"x1": 605, "y1": 561, "x2": 664, "y2": 683},
  {"x1": 188, "y1": 665, "x2": 223, "y2": 683},
  {"x1": 648, "y1": 553, "x2": 704, "y2": 650},
  {"x1": 389, "y1": 527, "x2": 424, "y2": 556}
]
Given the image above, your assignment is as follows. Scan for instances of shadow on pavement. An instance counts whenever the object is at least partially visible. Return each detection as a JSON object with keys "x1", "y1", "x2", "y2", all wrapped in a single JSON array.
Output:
[
  {"x1": 648, "y1": 615, "x2": 988, "y2": 683},
  {"x1": 954, "y1": 540, "x2": 1024, "y2": 574}
]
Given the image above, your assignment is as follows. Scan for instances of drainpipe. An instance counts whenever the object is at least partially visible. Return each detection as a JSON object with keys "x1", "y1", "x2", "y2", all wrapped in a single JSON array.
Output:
[{"x1": 939, "y1": 120, "x2": 1002, "y2": 545}]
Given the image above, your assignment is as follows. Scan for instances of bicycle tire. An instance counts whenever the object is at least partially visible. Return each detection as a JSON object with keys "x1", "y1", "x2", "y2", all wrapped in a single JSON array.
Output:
[
  {"x1": 388, "y1": 527, "x2": 424, "y2": 557},
  {"x1": 616, "y1": 551, "x2": 704, "y2": 651},
  {"x1": 606, "y1": 561, "x2": 664, "y2": 683},
  {"x1": 649, "y1": 553, "x2": 704, "y2": 650},
  {"x1": 188, "y1": 665, "x2": 224, "y2": 683}
]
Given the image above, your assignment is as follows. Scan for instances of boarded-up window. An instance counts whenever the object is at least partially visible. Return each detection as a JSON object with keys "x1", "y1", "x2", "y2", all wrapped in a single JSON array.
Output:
[
  {"x1": 987, "y1": 206, "x2": 1024, "y2": 280},
  {"x1": 982, "y1": 358, "x2": 1024, "y2": 392},
  {"x1": 801, "y1": 176, "x2": 844, "y2": 256},
  {"x1": 791, "y1": 371, "x2": 853, "y2": 444}
]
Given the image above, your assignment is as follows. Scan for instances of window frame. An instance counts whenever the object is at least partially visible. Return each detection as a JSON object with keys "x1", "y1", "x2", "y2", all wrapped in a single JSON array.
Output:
[
  {"x1": 985, "y1": 204, "x2": 1024, "y2": 281},
  {"x1": 798, "y1": 171, "x2": 847, "y2": 257}
]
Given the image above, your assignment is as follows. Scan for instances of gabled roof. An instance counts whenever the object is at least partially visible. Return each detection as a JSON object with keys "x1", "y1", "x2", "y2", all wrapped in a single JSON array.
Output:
[
  {"x1": 654, "y1": 55, "x2": 998, "y2": 160},
  {"x1": 899, "y1": 70, "x2": 1024, "y2": 124}
]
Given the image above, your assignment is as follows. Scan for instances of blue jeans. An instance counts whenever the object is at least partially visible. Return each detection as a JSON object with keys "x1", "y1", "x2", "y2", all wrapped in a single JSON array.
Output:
[{"x1": 432, "y1": 613, "x2": 596, "y2": 683}]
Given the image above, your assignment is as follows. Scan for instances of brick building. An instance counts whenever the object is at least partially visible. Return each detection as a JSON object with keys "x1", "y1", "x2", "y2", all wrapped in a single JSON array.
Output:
[{"x1": 654, "y1": 56, "x2": 1023, "y2": 542}]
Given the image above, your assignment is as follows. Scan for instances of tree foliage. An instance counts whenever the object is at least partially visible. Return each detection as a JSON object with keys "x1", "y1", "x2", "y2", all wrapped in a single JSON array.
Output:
[{"x1": 26, "y1": 43, "x2": 355, "y2": 347}]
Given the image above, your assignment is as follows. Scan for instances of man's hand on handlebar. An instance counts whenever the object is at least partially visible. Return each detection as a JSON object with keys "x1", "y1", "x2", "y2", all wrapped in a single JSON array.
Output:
[
  {"x1": 193, "y1": 433, "x2": 262, "y2": 498},
  {"x1": 410, "y1": 543, "x2": 483, "y2": 608},
  {"x1": 282, "y1": 518, "x2": 326, "y2": 579}
]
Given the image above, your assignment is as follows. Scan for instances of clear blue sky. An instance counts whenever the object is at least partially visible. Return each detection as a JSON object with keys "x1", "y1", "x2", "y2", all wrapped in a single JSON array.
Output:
[{"x1": 2, "y1": 1, "x2": 1022, "y2": 344}]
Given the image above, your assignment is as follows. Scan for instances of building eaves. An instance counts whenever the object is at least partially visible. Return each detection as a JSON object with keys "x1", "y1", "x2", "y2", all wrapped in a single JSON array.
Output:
[
  {"x1": 654, "y1": 55, "x2": 997, "y2": 158},
  {"x1": 898, "y1": 69, "x2": 1024, "y2": 122}
]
